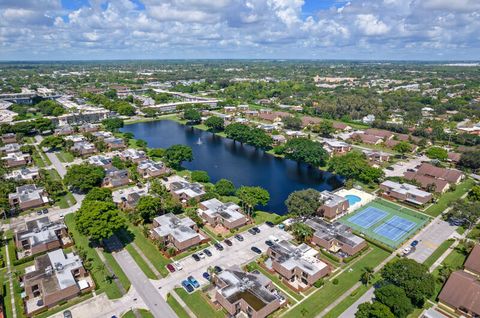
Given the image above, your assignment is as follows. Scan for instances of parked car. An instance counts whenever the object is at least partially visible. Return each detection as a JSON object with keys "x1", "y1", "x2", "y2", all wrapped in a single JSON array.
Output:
[
  {"x1": 192, "y1": 253, "x2": 200, "y2": 261},
  {"x1": 42, "y1": 208, "x2": 49, "y2": 214},
  {"x1": 182, "y1": 280, "x2": 194, "y2": 293},
  {"x1": 63, "y1": 310, "x2": 72, "y2": 318},
  {"x1": 198, "y1": 252, "x2": 205, "y2": 259},
  {"x1": 224, "y1": 239, "x2": 233, "y2": 246},
  {"x1": 202, "y1": 272, "x2": 211, "y2": 280},
  {"x1": 173, "y1": 261, "x2": 183, "y2": 270},
  {"x1": 203, "y1": 249, "x2": 212, "y2": 257},
  {"x1": 251, "y1": 246, "x2": 262, "y2": 254},
  {"x1": 188, "y1": 276, "x2": 200, "y2": 288},
  {"x1": 36, "y1": 210, "x2": 43, "y2": 216},
  {"x1": 265, "y1": 221, "x2": 274, "y2": 227},
  {"x1": 410, "y1": 240, "x2": 419, "y2": 247},
  {"x1": 166, "y1": 264, "x2": 176, "y2": 273},
  {"x1": 265, "y1": 240, "x2": 274, "y2": 247},
  {"x1": 252, "y1": 227, "x2": 260, "y2": 233},
  {"x1": 214, "y1": 266, "x2": 223, "y2": 273},
  {"x1": 214, "y1": 242, "x2": 224, "y2": 251},
  {"x1": 234, "y1": 234, "x2": 244, "y2": 241},
  {"x1": 403, "y1": 247, "x2": 412, "y2": 256},
  {"x1": 248, "y1": 228, "x2": 257, "y2": 235},
  {"x1": 385, "y1": 166, "x2": 394, "y2": 171}
]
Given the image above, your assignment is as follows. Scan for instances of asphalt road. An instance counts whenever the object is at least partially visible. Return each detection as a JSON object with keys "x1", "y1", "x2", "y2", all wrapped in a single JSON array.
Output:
[{"x1": 114, "y1": 249, "x2": 178, "y2": 318}]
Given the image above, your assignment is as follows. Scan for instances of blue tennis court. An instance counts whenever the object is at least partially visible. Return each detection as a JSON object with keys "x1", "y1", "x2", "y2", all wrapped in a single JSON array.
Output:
[
  {"x1": 373, "y1": 216, "x2": 417, "y2": 241},
  {"x1": 347, "y1": 207, "x2": 387, "y2": 229}
]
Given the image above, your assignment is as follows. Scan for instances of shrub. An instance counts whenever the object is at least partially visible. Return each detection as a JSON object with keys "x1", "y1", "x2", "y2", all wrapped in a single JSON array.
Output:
[
  {"x1": 313, "y1": 278, "x2": 324, "y2": 288},
  {"x1": 332, "y1": 278, "x2": 339, "y2": 285}
]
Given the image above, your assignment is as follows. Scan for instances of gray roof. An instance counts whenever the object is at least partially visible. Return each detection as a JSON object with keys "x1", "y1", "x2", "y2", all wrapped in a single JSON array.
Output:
[
  {"x1": 9, "y1": 184, "x2": 47, "y2": 203},
  {"x1": 199, "y1": 198, "x2": 245, "y2": 222},
  {"x1": 305, "y1": 218, "x2": 365, "y2": 248},
  {"x1": 17, "y1": 217, "x2": 66, "y2": 248},
  {"x1": 270, "y1": 240, "x2": 327, "y2": 275},
  {"x1": 152, "y1": 213, "x2": 200, "y2": 243},
  {"x1": 320, "y1": 190, "x2": 348, "y2": 208}
]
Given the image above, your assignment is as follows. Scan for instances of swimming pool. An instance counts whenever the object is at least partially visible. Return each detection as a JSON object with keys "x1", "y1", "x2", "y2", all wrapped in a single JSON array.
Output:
[{"x1": 345, "y1": 194, "x2": 361, "y2": 206}]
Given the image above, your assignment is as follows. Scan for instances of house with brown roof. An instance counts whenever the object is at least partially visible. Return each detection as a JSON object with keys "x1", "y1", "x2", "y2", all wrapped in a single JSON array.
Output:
[
  {"x1": 258, "y1": 111, "x2": 291, "y2": 123},
  {"x1": 267, "y1": 240, "x2": 330, "y2": 291},
  {"x1": 21, "y1": 249, "x2": 94, "y2": 316},
  {"x1": 317, "y1": 190, "x2": 349, "y2": 220},
  {"x1": 403, "y1": 163, "x2": 464, "y2": 193},
  {"x1": 350, "y1": 133, "x2": 383, "y2": 145},
  {"x1": 403, "y1": 172, "x2": 450, "y2": 193},
  {"x1": 332, "y1": 122, "x2": 352, "y2": 131},
  {"x1": 213, "y1": 266, "x2": 284, "y2": 318},
  {"x1": 1, "y1": 133, "x2": 17, "y2": 144},
  {"x1": 464, "y1": 244, "x2": 480, "y2": 277},
  {"x1": 365, "y1": 128, "x2": 395, "y2": 140},
  {"x1": 447, "y1": 152, "x2": 461, "y2": 163}
]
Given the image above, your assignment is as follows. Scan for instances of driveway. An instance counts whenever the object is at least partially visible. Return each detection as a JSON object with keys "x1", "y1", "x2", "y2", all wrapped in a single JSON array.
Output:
[
  {"x1": 114, "y1": 250, "x2": 178, "y2": 318},
  {"x1": 407, "y1": 219, "x2": 457, "y2": 263},
  {"x1": 154, "y1": 223, "x2": 292, "y2": 297},
  {"x1": 384, "y1": 155, "x2": 428, "y2": 177}
]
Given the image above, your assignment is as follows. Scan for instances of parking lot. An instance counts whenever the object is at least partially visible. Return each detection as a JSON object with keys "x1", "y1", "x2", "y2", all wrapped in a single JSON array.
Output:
[
  {"x1": 384, "y1": 155, "x2": 428, "y2": 177},
  {"x1": 407, "y1": 218, "x2": 456, "y2": 263},
  {"x1": 153, "y1": 223, "x2": 292, "y2": 297}
]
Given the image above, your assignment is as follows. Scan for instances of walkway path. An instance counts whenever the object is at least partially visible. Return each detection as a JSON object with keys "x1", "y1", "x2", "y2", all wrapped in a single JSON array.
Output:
[
  {"x1": 96, "y1": 248, "x2": 127, "y2": 295},
  {"x1": 131, "y1": 242, "x2": 161, "y2": 278},
  {"x1": 113, "y1": 249, "x2": 178, "y2": 318},
  {"x1": 170, "y1": 290, "x2": 197, "y2": 318},
  {"x1": 4, "y1": 235, "x2": 17, "y2": 318}
]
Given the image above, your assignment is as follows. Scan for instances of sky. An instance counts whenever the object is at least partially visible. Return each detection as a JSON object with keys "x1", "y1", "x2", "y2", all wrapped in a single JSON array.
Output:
[{"x1": 1, "y1": 0, "x2": 480, "y2": 61}]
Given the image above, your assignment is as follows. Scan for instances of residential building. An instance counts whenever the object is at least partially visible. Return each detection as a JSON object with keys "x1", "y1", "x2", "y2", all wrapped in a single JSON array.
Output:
[
  {"x1": 151, "y1": 213, "x2": 206, "y2": 251},
  {"x1": 447, "y1": 152, "x2": 462, "y2": 163},
  {"x1": 267, "y1": 240, "x2": 330, "y2": 290},
  {"x1": 22, "y1": 249, "x2": 94, "y2": 316},
  {"x1": 87, "y1": 155, "x2": 112, "y2": 169},
  {"x1": 380, "y1": 180, "x2": 433, "y2": 205},
  {"x1": 332, "y1": 122, "x2": 352, "y2": 131},
  {"x1": 464, "y1": 244, "x2": 480, "y2": 277},
  {"x1": 404, "y1": 163, "x2": 464, "y2": 193},
  {"x1": 92, "y1": 131, "x2": 113, "y2": 140},
  {"x1": 120, "y1": 148, "x2": 147, "y2": 163},
  {"x1": 162, "y1": 175, "x2": 206, "y2": 202},
  {"x1": 350, "y1": 133, "x2": 383, "y2": 145},
  {"x1": 6, "y1": 167, "x2": 39, "y2": 181},
  {"x1": 137, "y1": 159, "x2": 169, "y2": 179},
  {"x1": 362, "y1": 114, "x2": 375, "y2": 124},
  {"x1": 317, "y1": 190, "x2": 349, "y2": 220},
  {"x1": 0, "y1": 142, "x2": 21, "y2": 154},
  {"x1": 9, "y1": 185, "x2": 49, "y2": 211},
  {"x1": 364, "y1": 128, "x2": 394, "y2": 140},
  {"x1": 15, "y1": 217, "x2": 71, "y2": 258},
  {"x1": 198, "y1": 198, "x2": 248, "y2": 230},
  {"x1": 214, "y1": 266, "x2": 284, "y2": 318},
  {"x1": 1, "y1": 133, "x2": 17, "y2": 144},
  {"x1": 78, "y1": 123, "x2": 100, "y2": 133},
  {"x1": 403, "y1": 172, "x2": 450, "y2": 193},
  {"x1": 103, "y1": 168, "x2": 129, "y2": 188},
  {"x1": 362, "y1": 150, "x2": 390, "y2": 165},
  {"x1": 272, "y1": 135, "x2": 287, "y2": 145},
  {"x1": 70, "y1": 141, "x2": 97, "y2": 157},
  {"x1": 305, "y1": 218, "x2": 367, "y2": 256},
  {"x1": 54, "y1": 125, "x2": 74, "y2": 136},
  {"x1": 322, "y1": 139, "x2": 352, "y2": 156},
  {"x1": 2, "y1": 152, "x2": 31, "y2": 168},
  {"x1": 104, "y1": 137, "x2": 126, "y2": 150},
  {"x1": 119, "y1": 189, "x2": 148, "y2": 210}
]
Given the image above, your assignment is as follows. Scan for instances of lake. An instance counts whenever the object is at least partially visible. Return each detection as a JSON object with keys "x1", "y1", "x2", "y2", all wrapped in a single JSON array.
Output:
[{"x1": 121, "y1": 120, "x2": 344, "y2": 214}]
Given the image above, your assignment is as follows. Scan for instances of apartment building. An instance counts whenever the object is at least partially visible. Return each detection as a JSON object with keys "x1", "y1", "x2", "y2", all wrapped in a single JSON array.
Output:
[
  {"x1": 380, "y1": 180, "x2": 433, "y2": 205},
  {"x1": 120, "y1": 148, "x2": 147, "y2": 163},
  {"x1": 2, "y1": 152, "x2": 31, "y2": 168},
  {"x1": 137, "y1": 159, "x2": 170, "y2": 178},
  {"x1": 162, "y1": 175, "x2": 206, "y2": 202},
  {"x1": 151, "y1": 213, "x2": 206, "y2": 251},
  {"x1": 9, "y1": 185, "x2": 49, "y2": 211},
  {"x1": 198, "y1": 198, "x2": 248, "y2": 230},
  {"x1": 317, "y1": 190, "x2": 349, "y2": 220}
]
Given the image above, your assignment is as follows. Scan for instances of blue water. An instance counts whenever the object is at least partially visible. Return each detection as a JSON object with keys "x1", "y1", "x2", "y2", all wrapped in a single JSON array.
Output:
[
  {"x1": 121, "y1": 120, "x2": 344, "y2": 214},
  {"x1": 345, "y1": 194, "x2": 361, "y2": 206}
]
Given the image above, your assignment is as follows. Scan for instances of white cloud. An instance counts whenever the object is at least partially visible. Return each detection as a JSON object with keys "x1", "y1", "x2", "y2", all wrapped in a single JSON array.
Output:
[{"x1": 355, "y1": 14, "x2": 390, "y2": 36}]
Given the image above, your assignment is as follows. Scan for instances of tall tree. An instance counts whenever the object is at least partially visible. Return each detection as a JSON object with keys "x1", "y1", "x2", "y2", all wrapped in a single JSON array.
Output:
[
  {"x1": 204, "y1": 116, "x2": 225, "y2": 131},
  {"x1": 374, "y1": 285, "x2": 414, "y2": 318},
  {"x1": 75, "y1": 201, "x2": 126, "y2": 242},
  {"x1": 283, "y1": 138, "x2": 329, "y2": 167},
  {"x1": 285, "y1": 189, "x2": 322, "y2": 217},
  {"x1": 356, "y1": 302, "x2": 395, "y2": 318},
  {"x1": 290, "y1": 222, "x2": 313, "y2": 242},
  {"x1": 214, "y1": 179, "x2": 236, "y2": 196},
  {"x1": 236, "y1": 186, "x2": 270, "y2": 215},
  {"x1": 64, "y1": 164, "x2": 105, "y2": 193},
  {"x1": 164, "y1": 144, "x2": 193, "y2": 168}
]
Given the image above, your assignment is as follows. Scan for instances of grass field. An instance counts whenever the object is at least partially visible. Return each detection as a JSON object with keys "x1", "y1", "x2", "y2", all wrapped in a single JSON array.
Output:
[
  {"x1": 122, "y1": 309, "x2": 154, "y2": 318},
  {"x1": 424, "y1": 179, "x2": 474, "y2": 217},
  {"x1": 175, "y1": 288, "x2": 226, "y2": 318},
  {"x1": 339, "y1": 199, "x2": 429, "y2": 248},
  {"x1": 167, "y1": 294, "x2": 191, "y2": 318},
  {"x1": 283, "y1": 246, "x2": 390, "y2": 318},
  {"x1": 56, "y1": 151, "x2": 75, "y2": 163},
  {"x1": 423, "y1": 239, "x2": 455, "y2": 268},
  {"x1": 124, "y1": 244, "x2": 157, "y2": 279}
]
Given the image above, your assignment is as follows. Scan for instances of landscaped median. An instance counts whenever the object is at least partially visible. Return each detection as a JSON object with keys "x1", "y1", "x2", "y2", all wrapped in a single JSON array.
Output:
[
  {"x1": 166, "y1": 293, "x2": 190, "y2": 318},
  {"x1": 282, "y1": 246, "x2": 390, "y2": 318},
  {"x1": 174, "y1": 287, "x2": 226, "y2": 318},
  {"x1": 423, "y1": 238, "x2": 455, "y2": 268}
]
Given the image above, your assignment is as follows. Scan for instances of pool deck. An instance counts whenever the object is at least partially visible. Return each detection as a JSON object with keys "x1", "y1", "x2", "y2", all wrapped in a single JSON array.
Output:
[{"x1": 335, "y1": 188, "x2": 375, "y2": 213}]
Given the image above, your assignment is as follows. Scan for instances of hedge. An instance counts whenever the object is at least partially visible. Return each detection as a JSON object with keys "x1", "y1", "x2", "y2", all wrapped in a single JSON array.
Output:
[{"x1": 320, "y1": 249, "x2": 341, "y2": 263}]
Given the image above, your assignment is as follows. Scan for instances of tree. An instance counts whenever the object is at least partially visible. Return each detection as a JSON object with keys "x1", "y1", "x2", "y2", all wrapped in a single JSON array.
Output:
[
  {"x1": 290, "y1": 222, "x2": 313, "y2": 242},
  {"x1": 143, "y1": 108, "x2": 157, "y2": 117},
  {"x1": 285, "y1": 189, "x2": 322, "y2": 217},
  {"x1": 282, "y1": 116, "x2": 302, "y2": 130},
  {"x1": 191, "y1": 170, "x2": 210, "y2": 183},
  {"x1": 313, "y1": 121, "x2": 334, "y2": 137},
  {"x1": 225, "y1": 123, "x2": 250, "y2": 142},
  {"x1": 64, "y1": 164, "x2": 105, "y2": 193},
  {"x1": 214, "y1": 179, "x2": 236, "y2": 196},
  {"x1": 381, "y1": 258, "x2": 435, "y2": 306},
  {"x1": 75, "y1": 201, "x2": 126, "y2": 242},
  {"x1": 136, "y1": 195, "x2": 163, "y2": 222},
  {"x1": 459, "y1": 150, "x2": 480, "y2": 170},
  {"x1": 102, "y1": 118, "x2": 124, "y2": 132},
  {"x1": 328, "y1": 152, "x2": 384, "y2": 184},
  {"x1": 283, "y1": 138, "x2": 329, "y2": 167},
  {"x1": 40, "y1": 136, "x2": 65, "y2": 150},
  {"x1": 164, "y1": 144, "x2": 193, "y2": 168},
  {"x1": 426, "y1": 147, "x2": 448, "y2": 161},
  {"x1": 204, "y1": 116, "x2": 225, "y2": 131},
  {"x1": 183, "y1": 108, "x2": 201, "y2": 124},
  {"x1": 444, "y1": 199, "x2": 480, "y2": 227},
  {"x1": 135, "y1": 139, "x2": 148, "y2": 149},
  {"x1": 356, "y1": 302, "x2": 395, "y2": 318},
  {"x1": 224, "y1": 123, "x2": 273, "y2": 149},
  {"x1": 468, "y1": 185, "x2": 480, "y2": 201},
  {"x1": 148, "y1": 148, "x2": 165, "y2": 158},
  {"x1": 361, "y1": 266, "x2": 374, "y2": 285},
  {"x1": 84, "y1": 187, "x2": 113, "y2": 203},
  {"x1": 393, "y1": 142, "x2": 413, "y2": 157},
  {"x1": 33, "y1": 118, "x2": 54, "y2": 132},
  {"x1": 236, "y1": 186, "x2": 270, "y2": 215},
  {"x1": 374, "y1": 285, "x2": 414, "y2": 318}
]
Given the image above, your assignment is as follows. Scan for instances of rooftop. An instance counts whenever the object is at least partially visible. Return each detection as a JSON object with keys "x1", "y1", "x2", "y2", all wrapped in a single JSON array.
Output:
[
  {"x1": 152, "y1": 213, "x2": 200, "y2": 243},
  {"x1": 199, "y1": 198, "x2": 245, "y2": 222},
  {"x1": 381, "y1": 180, "x2": 432, "y2": 198},
  {"x1": 305, "y1": 218, "x2": 365, "y2": 248},
  {"x1": 320, "y1": 190, "x2": 348, "y2": 208},
  {"x1": 270, "y1": 240, "x2": 327, "y2": 276},
  {"x1": 17, "y1": 217, "x2": 66, "y2": 249}
]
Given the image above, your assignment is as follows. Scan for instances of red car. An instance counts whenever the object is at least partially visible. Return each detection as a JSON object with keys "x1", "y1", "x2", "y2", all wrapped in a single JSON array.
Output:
[{"x1": 166, "y1": 263, "x2": 176, "y2": 273}]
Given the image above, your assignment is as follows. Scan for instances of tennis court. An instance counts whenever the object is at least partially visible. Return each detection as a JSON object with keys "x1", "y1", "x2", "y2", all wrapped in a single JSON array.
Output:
[{"x1": 339, "y1": 199, "x2": 429, "y2": 248}]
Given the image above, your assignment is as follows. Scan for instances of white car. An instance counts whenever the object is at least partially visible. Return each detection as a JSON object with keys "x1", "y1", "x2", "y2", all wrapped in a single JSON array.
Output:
[
  {"x1": 403, "y1": 247, "x2": 411, "y2": 255},
  {"x1": 198, "y1": 252, "x2": 205, "y2": 259},
  {"x1": 173, "y1": 261, "x2": 183, "y2": 270}
]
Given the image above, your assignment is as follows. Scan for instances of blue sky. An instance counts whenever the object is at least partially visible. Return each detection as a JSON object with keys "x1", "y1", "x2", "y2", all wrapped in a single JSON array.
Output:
[{"x1": 1, "y1": 0, "x2": 480, "y2": 61}]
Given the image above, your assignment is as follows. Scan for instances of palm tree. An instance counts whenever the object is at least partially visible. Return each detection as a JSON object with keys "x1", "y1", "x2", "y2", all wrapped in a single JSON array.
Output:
[
  {"x1": 291, "y1": 222, "x2": 313, "y2": 243},
  {"x1": 361, "y1": 266, "x2": 374, "y2": 285}
]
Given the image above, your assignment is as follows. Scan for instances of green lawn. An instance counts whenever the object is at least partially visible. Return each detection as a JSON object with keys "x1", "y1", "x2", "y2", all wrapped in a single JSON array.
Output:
[
  {"x1": 423, "y1": 239, "x2": 455, "y2": 268},
  {"x1": 64, "y1": 214, "x2": 123, "y2": 299},
  {"x1": 45, "y1": 168, "x2": 62, "y2": 181},
  {"x1": 175, "y1": 288, "x2": 225, "y2": 318},
  {"x1": 102, "y1": 251, "x2": 131, "y2": 291},
  {"x1": 253, "y1": 211, "x2": 287, "y2": 225},
  {"x1": 32, "y1": 149, "x2": 46, "y2": 167},
  {"x1": 283, "y1": 246, "x2": 390, "y2": 318},
  {"x1": 117, "y1": 226, "x2": 170, "y2": 277},
  {"x1": 57, "y1": 192, "x2": 77, "y2": 209},
  {"x1": 167, "y1": 294, "x2": 191, "y2": 318},
  {"x1": 122, "y1": 309, "x2": 154, "y2": 318},
  {"x1": 56, "y1": 151, "x2": 75, "y2": 163},
  {"x1": 424, "y1": 179, "x2": 475, "y2": 217},
  {"x1": 124, "y1": 244, "x2": 157, "y2": 279},
  {"x1": 246, "y1": 262, "x2": 302, "y2": 302},
  {"x1": 323, "y1": 283, "x2": 372, "y2": 318}
]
